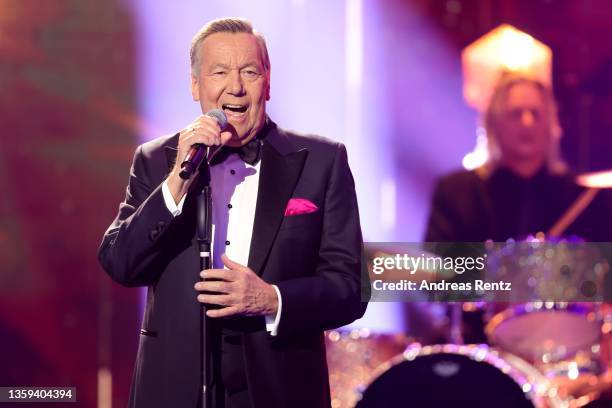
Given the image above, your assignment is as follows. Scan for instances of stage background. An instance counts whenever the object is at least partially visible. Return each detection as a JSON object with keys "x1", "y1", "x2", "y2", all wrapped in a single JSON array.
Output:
[{"x1": 1, "y1": 0, "x2": 611, "y2": 406}]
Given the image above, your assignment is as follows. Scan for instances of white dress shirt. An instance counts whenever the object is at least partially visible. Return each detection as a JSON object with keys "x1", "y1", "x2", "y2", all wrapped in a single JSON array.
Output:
[{"x1": 161, "y1": 153, "x2": 281, "y2": 335}]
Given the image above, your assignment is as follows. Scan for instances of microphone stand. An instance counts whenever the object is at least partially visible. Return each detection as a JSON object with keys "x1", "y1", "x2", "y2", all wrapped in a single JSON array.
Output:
[{"x1": 196, "y1": 164, "x2": 219, "y2": 408}]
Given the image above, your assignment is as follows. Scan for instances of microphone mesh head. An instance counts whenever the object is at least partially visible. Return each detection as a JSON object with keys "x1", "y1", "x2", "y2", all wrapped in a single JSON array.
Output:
[{"x1": 206, "y1": 109, "x2": 228, "y2": 131}]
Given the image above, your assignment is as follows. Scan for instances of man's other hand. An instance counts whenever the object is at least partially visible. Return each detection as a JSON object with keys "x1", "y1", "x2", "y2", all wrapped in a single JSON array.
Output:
[{"x1": 194, "y1": 254, "x2": 279, "y2": 318}]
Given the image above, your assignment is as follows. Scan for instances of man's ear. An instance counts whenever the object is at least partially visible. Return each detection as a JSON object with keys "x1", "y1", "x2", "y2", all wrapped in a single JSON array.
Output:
[{"x1": 191, "y1": 74, "x2": 200, "y2": 101}]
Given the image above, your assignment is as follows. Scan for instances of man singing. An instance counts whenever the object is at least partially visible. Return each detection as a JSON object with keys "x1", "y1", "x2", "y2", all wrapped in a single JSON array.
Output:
[{"x1": 98, "y1": 17, "x2": 368, "y2": 408}]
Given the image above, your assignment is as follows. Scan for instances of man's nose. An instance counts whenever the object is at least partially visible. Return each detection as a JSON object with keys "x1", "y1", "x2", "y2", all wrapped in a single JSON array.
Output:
[
  {"x1": 227, "y1": 70, "x2": 245, "y2": 96},
  {"x1": 520, "y1": 110, "x2": 535, "y2": 127}
]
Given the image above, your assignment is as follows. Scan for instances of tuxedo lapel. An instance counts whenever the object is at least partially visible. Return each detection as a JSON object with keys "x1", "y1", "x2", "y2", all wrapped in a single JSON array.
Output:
[{"x1": 248, "y1": 130, "x2": 308, "y2": 275}]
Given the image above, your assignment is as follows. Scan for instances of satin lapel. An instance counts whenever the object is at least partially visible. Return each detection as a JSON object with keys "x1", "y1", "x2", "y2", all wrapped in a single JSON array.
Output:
[{"x1": 248, "y1": 138, "x2": 308, "y2": 275}]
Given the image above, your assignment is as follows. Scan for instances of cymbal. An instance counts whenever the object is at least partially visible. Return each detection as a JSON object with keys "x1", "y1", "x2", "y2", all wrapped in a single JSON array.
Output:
[{"x1": 576, "y1": 169, "x2": 612, "y2": 188}]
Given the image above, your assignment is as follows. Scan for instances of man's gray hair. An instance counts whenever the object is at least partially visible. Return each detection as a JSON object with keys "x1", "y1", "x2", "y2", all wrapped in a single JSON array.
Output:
[
  {"x1": 482, "y1": 71, "x2": 567, "y2": 175},
  {"x1": 189, "y1": 17, "x2": 270, "y2": 76}
]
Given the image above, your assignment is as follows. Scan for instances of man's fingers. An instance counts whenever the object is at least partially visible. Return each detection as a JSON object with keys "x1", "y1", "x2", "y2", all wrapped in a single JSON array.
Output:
[
  {"x1": 206, "y1": 306, "x2": 240, "y2": 318},
  {"x1": 221, "y1": 254, "x2": 247, "y2": 272},
  {"x1": 174, "y1": 115, "x2": 233, "y2": 171},
  {"x1": 200, "y1": 268, "x2": 236, "y2": 281},
  {"x1": 181, "y1": 129, "x2": 221, "y2": 148},
  {"x1": 194, "y1": 279, "x2": 232, "y2": 293},
  {"x1": 179, "y1": 116, "x2": 223, "y2": 147},
  {"x1": 194, "y1": 127, "x2": 221, "y2": 145},
  {"x1": 220, "y1": 131, "x2": 233, "y2": 145},
  {"x1": 198, "y1": 114, "x2": 224, "y2": 130},
  {"x1": 197, "y1": 293, "x2": 232, "y2": 306}
]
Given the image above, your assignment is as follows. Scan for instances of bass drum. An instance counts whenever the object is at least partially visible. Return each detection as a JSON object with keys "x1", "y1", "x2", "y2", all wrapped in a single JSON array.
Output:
[
  {"x1": 326, "y1": 329, "x2": 411, "y2": 408},
  {"x1": 355, "y1": 344, "x2": 568, "y2": 408}
]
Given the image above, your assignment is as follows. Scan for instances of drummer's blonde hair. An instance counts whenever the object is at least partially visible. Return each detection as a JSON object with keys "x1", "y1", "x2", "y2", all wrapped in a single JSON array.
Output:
[{"x1": 481, "y1": 72, "x2": 567, "y2": 176}]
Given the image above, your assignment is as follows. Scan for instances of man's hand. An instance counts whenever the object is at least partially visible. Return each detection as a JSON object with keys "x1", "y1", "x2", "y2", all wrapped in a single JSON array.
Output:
[
  {"x1": 166, "y1": 115, "x2": 232, "y2": 204},
  {"x1": 194, "y1": 254, "x2": 279, "y2": 318}
]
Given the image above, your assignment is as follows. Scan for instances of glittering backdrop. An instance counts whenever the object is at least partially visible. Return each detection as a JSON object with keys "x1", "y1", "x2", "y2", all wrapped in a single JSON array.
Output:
[
  {"x1": 1, "y1": 0, "x2": 612, "y2": 406},
  {"x1": 0, "y1": 1, "x2": 139, "y2": 406}
]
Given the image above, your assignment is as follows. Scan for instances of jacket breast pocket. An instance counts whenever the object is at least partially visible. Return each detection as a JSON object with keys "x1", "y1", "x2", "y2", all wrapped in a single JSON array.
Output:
[{"x1": 278, "y1": 211, "x2": 322, "y2": 231}]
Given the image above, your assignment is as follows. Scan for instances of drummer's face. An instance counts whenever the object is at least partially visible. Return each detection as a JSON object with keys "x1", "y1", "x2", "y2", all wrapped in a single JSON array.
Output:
[{"x1": 496, "y1": 82, "x2": 550, "y2": 165}]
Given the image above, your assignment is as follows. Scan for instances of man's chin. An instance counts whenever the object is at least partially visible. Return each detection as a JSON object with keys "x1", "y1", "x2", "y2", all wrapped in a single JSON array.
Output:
[
  {"x1": 226, "y1": 133, "x2": 254, "y2": 147},
  {"x1": 511, "y1": 143, "x2": 546, "y2": 157},
  {"x1": 508, "y1": 150, "x2": 547, "y2": 165},
  {"x1": 520, "y1": 149, "x2": 547, "y2": 160}
]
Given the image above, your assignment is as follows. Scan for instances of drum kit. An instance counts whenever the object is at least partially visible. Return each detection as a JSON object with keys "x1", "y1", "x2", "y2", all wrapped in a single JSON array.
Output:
[
  {"x1": 326, "y1": 170, "x2": 612, "y2": 408},
  {"x1": 327, "y1": 267, "x2": 612, "y2": 408}
]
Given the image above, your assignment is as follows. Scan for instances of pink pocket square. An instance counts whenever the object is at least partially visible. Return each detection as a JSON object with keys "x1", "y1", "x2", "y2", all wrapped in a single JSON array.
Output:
[{"x1": 284, "y1": 198, "x2": 318, "y2": 216}]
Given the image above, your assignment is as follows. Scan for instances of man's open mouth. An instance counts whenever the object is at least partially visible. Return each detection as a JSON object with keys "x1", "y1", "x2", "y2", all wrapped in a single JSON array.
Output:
[{"x1": 222, "y1": 104, "x2": 248, "y2": 114}]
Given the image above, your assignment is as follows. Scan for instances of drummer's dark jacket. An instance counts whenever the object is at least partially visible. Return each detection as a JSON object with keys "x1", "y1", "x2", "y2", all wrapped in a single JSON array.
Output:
[
  {"x1": 425, "y1": 166, "x2": 612, "y2": 243},
  {"x1": 98, "y1": 120, "x2": 369, "y2": 408}
]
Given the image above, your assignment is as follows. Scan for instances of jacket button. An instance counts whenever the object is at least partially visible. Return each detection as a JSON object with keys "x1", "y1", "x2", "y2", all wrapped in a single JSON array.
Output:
[{"x1": 149, "y1": 230, "x2": 159, "y2": 241}]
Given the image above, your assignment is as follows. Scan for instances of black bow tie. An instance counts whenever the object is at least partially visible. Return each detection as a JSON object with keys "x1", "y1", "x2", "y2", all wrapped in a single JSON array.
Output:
[{"x1": 210, "y1": 138, "x2": 262, "y2": 166}]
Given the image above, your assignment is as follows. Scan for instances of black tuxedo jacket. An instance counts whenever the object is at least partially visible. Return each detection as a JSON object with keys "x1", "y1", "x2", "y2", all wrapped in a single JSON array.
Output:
[
  {"x1": 98, "y1": 120, "x2": 368, "y2": 407},
  {"x1": 425, "y1": 167, "x2": 612, "y2": 242}
]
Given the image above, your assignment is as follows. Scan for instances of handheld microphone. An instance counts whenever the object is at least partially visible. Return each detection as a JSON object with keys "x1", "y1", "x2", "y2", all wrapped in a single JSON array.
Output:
[{"x1": 179, "y1": 109, "x2": 228, "y2": 180}]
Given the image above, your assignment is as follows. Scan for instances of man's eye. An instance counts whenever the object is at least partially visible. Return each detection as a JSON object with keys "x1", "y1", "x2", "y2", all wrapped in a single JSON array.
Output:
[
  {"x1": 212, "y1": 71, "x2": 226, "y2": 76},
  {"x1": 243, "y1": 70, "x2": 259, "y2": 77}
]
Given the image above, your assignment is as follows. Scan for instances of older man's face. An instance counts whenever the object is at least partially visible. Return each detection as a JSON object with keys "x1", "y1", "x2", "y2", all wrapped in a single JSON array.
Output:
[
  {"x1": 191, "y1": 32, "x2": 270, "y2": 146},
  {"x1": 495, "y1": 82, "x2": 551, "y2": 164}
]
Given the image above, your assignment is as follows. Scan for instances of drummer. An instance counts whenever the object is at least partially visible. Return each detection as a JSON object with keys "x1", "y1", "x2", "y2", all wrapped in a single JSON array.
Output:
[
  {"x1": 423, "y1": 72, "x2": 612, "y2": 343},
  {"x1": 425, "y1": 72, "x2": 612, "y2": 243}
]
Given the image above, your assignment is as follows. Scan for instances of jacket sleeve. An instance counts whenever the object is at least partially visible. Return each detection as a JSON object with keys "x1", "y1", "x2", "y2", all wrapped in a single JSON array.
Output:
[
  {"x1": 274, "y1": 143, "x2": 369, "y2": 338},
  {"x1": 97, "y1": 145, "x2": 176, "y2": 287}
]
